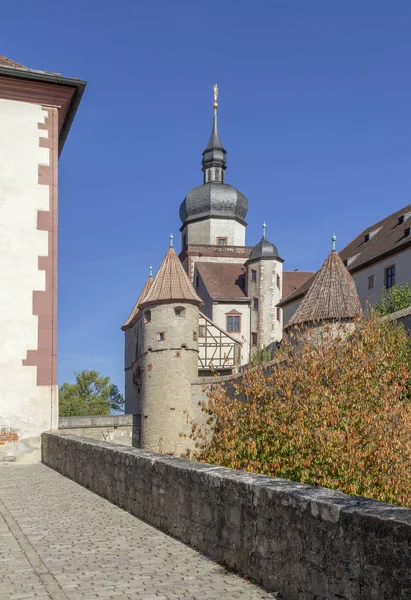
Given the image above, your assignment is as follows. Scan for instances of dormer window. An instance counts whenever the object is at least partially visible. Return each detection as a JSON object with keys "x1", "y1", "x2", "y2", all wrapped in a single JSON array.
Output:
[
  {"x1": 399, "y1": 215, "x2": 405, "y2": 224},
  {"x1": 405, "y1": 227, "x2": 410, "y2": 238},
  {"x1": 364, "y1": 233, "x2": 370, "y2": 242}
]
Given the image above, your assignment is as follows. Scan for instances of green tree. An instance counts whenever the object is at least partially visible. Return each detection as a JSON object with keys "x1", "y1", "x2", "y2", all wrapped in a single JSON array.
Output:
[
  {"x1": 59, "y1": 370, "x2": 125, "y2": 417},
  {"x1": 374, "y1": 283, "x2": 411, "y2": 316}
]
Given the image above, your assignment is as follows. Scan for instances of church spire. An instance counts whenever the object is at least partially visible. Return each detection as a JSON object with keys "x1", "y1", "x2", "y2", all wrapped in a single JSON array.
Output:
[{"x1": 202, "y1": 84, "x2": 227, "y2": 184}]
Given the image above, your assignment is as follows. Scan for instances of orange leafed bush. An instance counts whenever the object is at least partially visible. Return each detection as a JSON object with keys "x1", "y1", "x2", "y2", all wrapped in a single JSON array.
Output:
[{"x1": 187, "y1": 315, "x2": 411, "y2": 507}]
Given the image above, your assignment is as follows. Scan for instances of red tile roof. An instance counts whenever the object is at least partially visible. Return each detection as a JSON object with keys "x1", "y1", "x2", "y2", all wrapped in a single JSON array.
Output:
[
  {"x1": 0, "y1": 56, "x2": 28, "y2": 69},
  {"x1": 196, "y1": 263, "x2": 247, "y2": 299},
  {"x1": 282, "y1": 271, "x2": 314, "y2": 301},
  {"x1": 121, "y1": 275, "x2": 153, "y2": 330},
  {"x1": 140, "y1": 247, "x2": 203, "y2": 308},
  {"x1": 281, "y1": 204, "x2": 411, "y2": 307},
  {"x1": 286, "y1": 251, "x2": 362, "y2": 328}
]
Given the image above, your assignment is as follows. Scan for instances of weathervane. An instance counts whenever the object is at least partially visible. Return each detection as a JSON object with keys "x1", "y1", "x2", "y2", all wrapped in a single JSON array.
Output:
[{"x1": 213, "y1": 84, "x2": 219, "y2": 109}]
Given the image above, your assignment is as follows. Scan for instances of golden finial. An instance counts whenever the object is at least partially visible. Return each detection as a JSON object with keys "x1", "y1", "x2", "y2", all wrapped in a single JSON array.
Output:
[{"x1": 213, "y1": 83, "x2": 218, "y2": 109}]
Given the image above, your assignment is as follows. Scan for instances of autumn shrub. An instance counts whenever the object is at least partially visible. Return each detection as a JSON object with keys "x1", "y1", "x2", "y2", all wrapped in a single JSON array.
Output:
[{"x1": 187, "y1": 314, "x2": 411, "y2": 507}]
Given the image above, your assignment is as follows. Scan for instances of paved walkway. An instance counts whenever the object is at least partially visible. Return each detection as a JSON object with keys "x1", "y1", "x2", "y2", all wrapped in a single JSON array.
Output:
[{"x1": 0, "y1": 464, "x2": 279, "y2": 600}]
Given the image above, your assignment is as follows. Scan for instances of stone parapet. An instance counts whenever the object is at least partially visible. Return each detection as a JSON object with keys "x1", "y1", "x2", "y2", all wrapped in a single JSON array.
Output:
[{"x1": 42, "y1": 432, "x2": 411, "y2": 600}]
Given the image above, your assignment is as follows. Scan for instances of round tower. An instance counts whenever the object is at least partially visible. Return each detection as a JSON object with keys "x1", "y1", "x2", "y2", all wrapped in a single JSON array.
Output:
[
  {"x1": 245, "y1": 223, "x2": 284, "y2": 349},
  {"x1": 139, "y1": 237, "x2": 203, "y2": 455}
]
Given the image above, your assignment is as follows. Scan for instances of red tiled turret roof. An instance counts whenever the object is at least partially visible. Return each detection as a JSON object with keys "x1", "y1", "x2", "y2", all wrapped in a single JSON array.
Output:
[
  {"x1": 140, "y1": 247, "x2": 203, "y2": 308},
  {"x1": 285, "y1": 250, "x2": 362, "y2": 328},
  {"x1": 121, "y1": 275, "x2": 153, "y2": 330}
]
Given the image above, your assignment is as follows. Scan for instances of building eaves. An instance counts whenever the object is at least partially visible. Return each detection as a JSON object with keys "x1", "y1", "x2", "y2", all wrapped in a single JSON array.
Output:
[{"x1": 0, "y1": 61, "x2": 86, "y2": 154}]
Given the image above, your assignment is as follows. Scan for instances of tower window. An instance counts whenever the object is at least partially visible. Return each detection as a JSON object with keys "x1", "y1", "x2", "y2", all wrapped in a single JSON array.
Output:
[
  {"x1": 193, "y1": 330, "x2": 197, "y2": 341},
  {"x1": 183, "y1": 233, "x2": 187, "y2": 247},
  {"x1": 252, "y1": 332, "x2": 258, "y2": 346},
  {"x1": 253, "y1": 298, "x2": 259, "y2": 311},
  {"x1": 277, "y1": 307, "x2": 281, "y2": 322},
  {"x1": 157, "y1": 332, "x2": 166, "y2": 341},
  {"x1": 385, "y1": 266, "x2": 395, "y2": 289},
  {"x1": 144, "y1": 310, "x2": 151, "y2": 324},
  {"x1": 277, "y1": 274, "x2": 281, "y2": 289},
  {"x1": 207, "y1": 170, "x2": 211, "y2": 182},
  {"x1": 214, "y1": 168, "x2": 219, "y2": 180},
  {"x1": 251, "y1": 270, "x2": 257, "y2": 282},
  {"x1": 175, "y1": 307, "x2": 186, "y2": 317},
  {"x1": 226, "y1": 314, "x2": 241, "y2": 333},
  {"x1": 368, "y1": 275, "x2": 374, "y2": 290},
  {"x1": 217, "y1": 237, "x2": 227, "y2": 246}
]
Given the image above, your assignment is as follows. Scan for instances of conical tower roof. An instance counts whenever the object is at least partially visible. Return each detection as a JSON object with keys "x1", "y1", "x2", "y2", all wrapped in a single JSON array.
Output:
[
  {"x1": 140, "y1": 247, "x2": 203, "y2": 308},
  {"x1": 286, "y1": 248, "x2": 362, "y2": 328},
  {"x1": 121, "y1": 272, "x2": 153, "y2": 330}
]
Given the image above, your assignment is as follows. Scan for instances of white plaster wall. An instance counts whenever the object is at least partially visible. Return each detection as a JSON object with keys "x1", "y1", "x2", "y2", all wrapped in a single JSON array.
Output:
[
  {"x1": 352, "y1": 249, "x2": 411, "y2": 309},
  {"x1": 184, "y1": 218, "x2": 246, "y2": 246},
  {"x1": 211, "y1": 302, "x2": 251, "y2": 364},
  {"x1": 259, "y1": 260, "x2": 283, "y2": 346},
  {"x1": 0, "y1": 99, "x2": 52, "y2": 462}
]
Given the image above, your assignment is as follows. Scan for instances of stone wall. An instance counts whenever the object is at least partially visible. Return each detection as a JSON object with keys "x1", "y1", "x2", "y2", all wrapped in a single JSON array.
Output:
[
  {"x1": 58, "y1": 415, "x2": 140, "y2": 447},
  {"x1": 42, "y1": 432, "x2": 411, "y2": 600}
]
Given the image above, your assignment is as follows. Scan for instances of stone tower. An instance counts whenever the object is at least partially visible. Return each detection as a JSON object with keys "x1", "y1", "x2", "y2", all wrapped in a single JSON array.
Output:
[
  {"x1": 138, "y1": 239, "x2": 203, "y2": 454},
  {"x1": 285, "y1": 236, "x2": 362, "y2": 342},
  {"x1": 245, "y1": 224, "x2": 284, "y2": 349}
]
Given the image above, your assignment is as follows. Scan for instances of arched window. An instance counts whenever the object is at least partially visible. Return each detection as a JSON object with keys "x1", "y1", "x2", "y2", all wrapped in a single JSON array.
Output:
[{"x1": 214, "y1": 168, "x2": 219, "y2": 180}]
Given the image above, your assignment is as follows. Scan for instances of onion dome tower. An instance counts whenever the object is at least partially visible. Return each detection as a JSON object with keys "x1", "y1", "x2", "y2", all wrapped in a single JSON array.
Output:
[
  {"x1": 139, "y1": 236, "x2": 203, "y2": 455},
  {"x1": 179, "y1": 86, "x2": 249, "y2": 248},
  {"x1": 285, "y1": 235, "x2": 362, "y2": 337},
  {"x1": 246, "y1": 223, "x2": 284, "y2": 348}
]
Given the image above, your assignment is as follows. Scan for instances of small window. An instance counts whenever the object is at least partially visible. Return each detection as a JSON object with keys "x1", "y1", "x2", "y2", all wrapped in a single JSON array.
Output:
[
  {"x1": 183, "y1": 233, "x2": 187, "y2": 247},
  {"x1": 364, "y1": 233, "x2": 370, "y2": 242},
  {"x1": 193, "y1": 330, "x2": 197, "y2": 341},
  {"x1": 405, "y1": 227, "x2": 410, "y2": 238},
  {"x1": 368, "y1": 275, "x2": 374, "y2": 290},
  {"x1": 157, "y1": 332, "x2": 165, "y2": 341},
  {"x1": 207, "y1": 170, "x2": 211, "y2": 182},
  {"x1": 199, "y1": 325, "x2": 206, "y2": 338},
  {"x1": 214, "y1": 168, "x2": 219, "y2": 180},
  {"x1": 253, "y1": 298, "x2": 259, "y2": 311},
  {"x1": 175, "y1": 307, "x2": 185, "y2": 317},
  {"x1": 227, "y1": 315, "x2": 241, "y2": 333},
  {"x1": 252, "y1": 332, "x2": 258, "y2": 346},
  {"x1": 277, "y1": 307, "x2": 281, "y2": 322},
  {"x1": 277, "y1": 274, "x2": 281, "y2": 289},
  {"x1": 217, "y1": 237, "x2": 227, "y2": 246},
  {"x1": 385, "y1": 266, "x2": 395, "y2": 289},
  {"x1": 251, "y1": 269, "x2": 257, "y2": 282},
  {"x1": 144, "y1": 310, "x2": 151, "y2": 324}
]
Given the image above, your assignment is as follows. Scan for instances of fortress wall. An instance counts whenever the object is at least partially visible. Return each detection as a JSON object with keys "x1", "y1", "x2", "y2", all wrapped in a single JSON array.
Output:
[
  {"x1": 42, "y1": 432, "x2": 411, "y2": 600},
  {"x1": 58, "y1": 414, "x2": 140, "y2": 447}
]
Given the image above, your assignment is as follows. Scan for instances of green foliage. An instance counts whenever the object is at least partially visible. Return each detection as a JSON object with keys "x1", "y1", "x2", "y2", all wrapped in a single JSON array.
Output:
[
  {"x1": 374, "y1": 283, "x2": 411, "y2": 316},
  {"x1": 59, "y1": 370, "x2": 125, "y2": 416},
  {"x1": 250, "y1": 345, "x2": 273, "y2": 366}
]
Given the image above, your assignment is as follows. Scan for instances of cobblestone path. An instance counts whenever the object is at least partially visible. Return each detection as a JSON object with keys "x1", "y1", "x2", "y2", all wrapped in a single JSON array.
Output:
[{"x1": 0, "y1": 464, "x2": 279, "y2": 600}]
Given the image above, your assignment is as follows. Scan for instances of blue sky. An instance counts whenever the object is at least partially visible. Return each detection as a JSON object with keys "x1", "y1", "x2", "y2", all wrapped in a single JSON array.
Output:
[{"x1": 2, "y1": 1, "x2": 411, "y2": 391}]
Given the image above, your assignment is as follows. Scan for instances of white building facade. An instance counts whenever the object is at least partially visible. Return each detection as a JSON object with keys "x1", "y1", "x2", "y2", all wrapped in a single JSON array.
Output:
[{"x1": 0, "y1": 56, "x2": 85, "y2": 462}]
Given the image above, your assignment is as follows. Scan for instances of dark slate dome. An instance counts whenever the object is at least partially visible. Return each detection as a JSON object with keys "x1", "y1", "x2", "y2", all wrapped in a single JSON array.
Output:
[
  {"x1": 247, "y1": 235, "x2": 282, "y2": 263},
  {"x1": 179, "y1": 182, "x2": 248, "y2": 225}
]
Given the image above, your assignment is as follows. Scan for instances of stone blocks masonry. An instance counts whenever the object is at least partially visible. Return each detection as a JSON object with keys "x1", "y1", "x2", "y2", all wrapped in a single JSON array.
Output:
[{"x1": 42, "y1": 432, "x2": 411, "y2": 600}]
